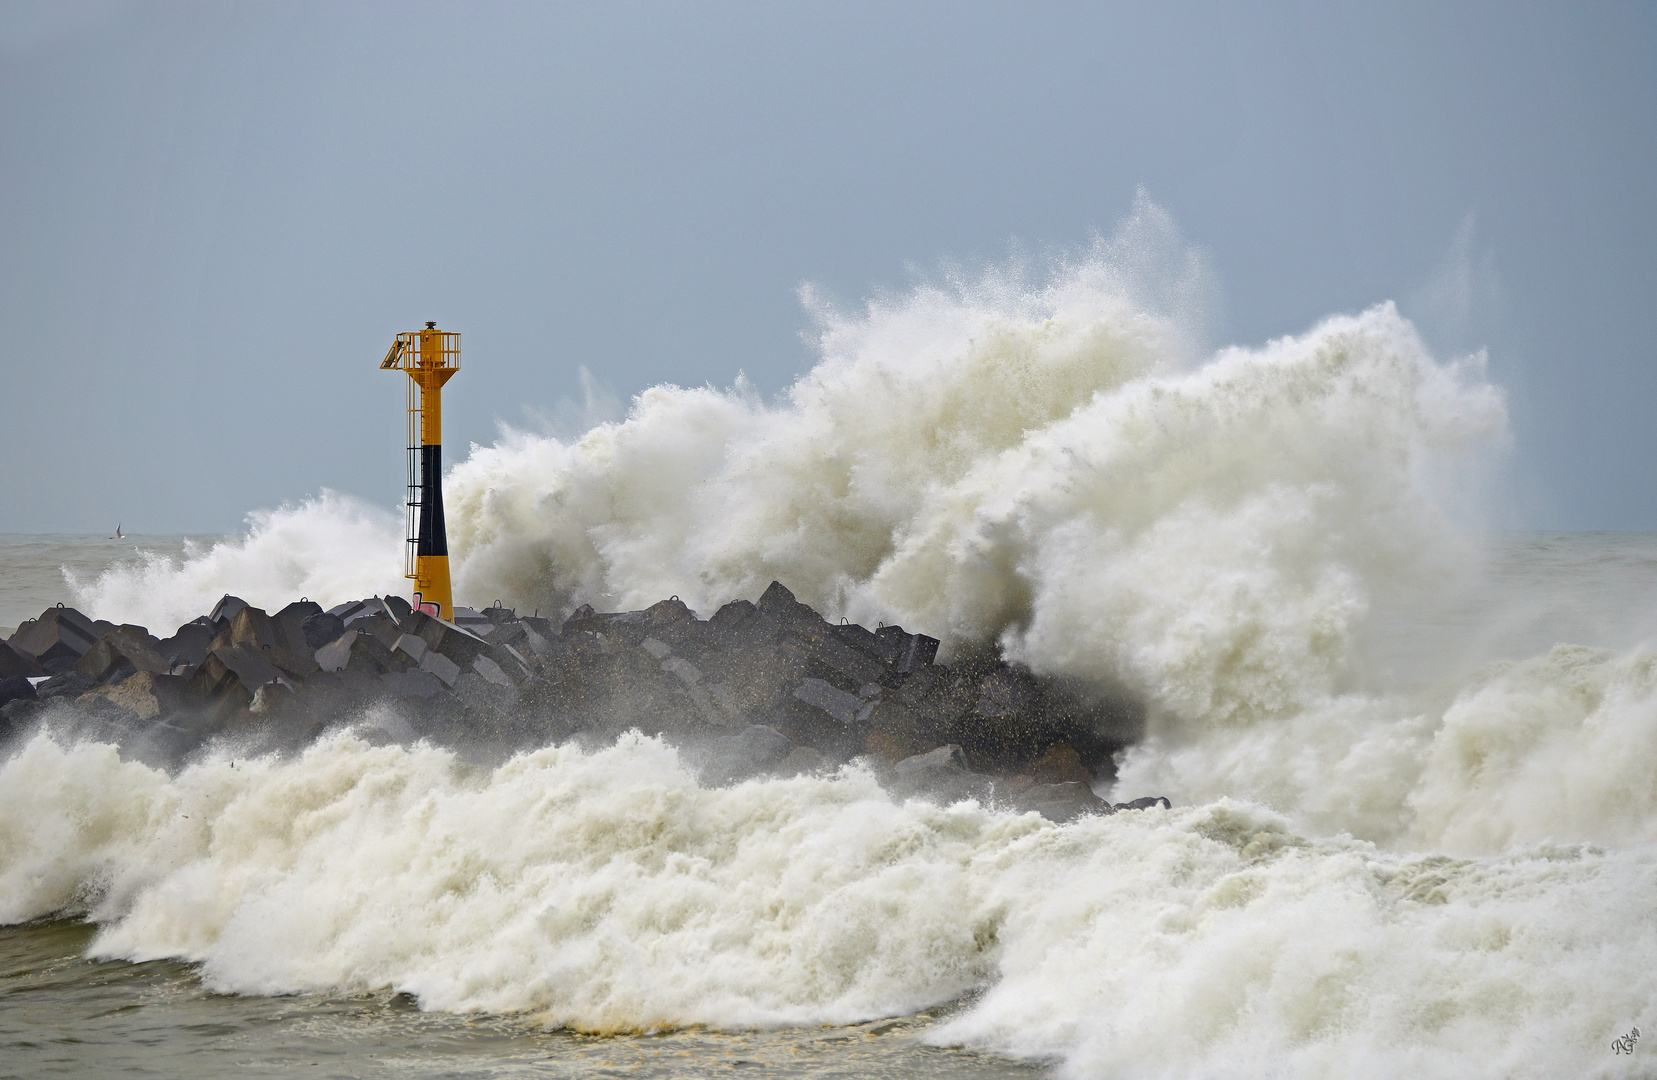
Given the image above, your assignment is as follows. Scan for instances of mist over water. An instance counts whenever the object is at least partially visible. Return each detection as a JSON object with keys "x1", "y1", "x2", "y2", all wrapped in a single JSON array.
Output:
[{"x1": 20, "y1": 204, "x2": 1655, "y2": 1076}]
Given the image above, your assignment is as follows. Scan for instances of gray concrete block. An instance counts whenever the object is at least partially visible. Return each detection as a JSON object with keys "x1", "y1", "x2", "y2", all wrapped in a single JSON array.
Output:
[
  {"x1": 314, "y1": 629, "x2": 402, "y2": 675},
  {"x1": 75, "y1": 626, "x2": 170, "y2": 684},
  {"x1": 10, "y1": 607, "x2": 101, "y2": 674},
  {"x1": 188, "y1": 646, "x2": 282, "y2": 713},
  {"x1": 379, "y1": 669, "x2": 445, "y2": 700},
  {"x1": 301, "y1": 612, "x2": 347, "y2": 651},
  {"x1": 419, "y1": 650, "x2": 461, "y2": 687},
  {"x1": 209, "y1": 595, "x2": 249, "y2": 624},
  {"x1": 0, "y1": 642, "x2": 42, "y2": 680},
  {"x1": 77, "y1": 670, "x2": 188, "y2": 722},
  {"x1": 792, "y1": 677, "x2": 876, "y2": 725},
  {"x1": 157, "y1": 621, "x2": 214, "y2": 668},
  {"x1": 406, "y1": 611, "x2": 490, "y2": 667}
]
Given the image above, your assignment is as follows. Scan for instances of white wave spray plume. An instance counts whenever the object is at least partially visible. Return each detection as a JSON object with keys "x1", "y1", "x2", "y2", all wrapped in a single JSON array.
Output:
[
  {"x1": 71, "y1": 490, "x2": 406, "y2": 632},
  {"x1": 36, "y1": 195, "x2": 1657, "y2": 1077}
]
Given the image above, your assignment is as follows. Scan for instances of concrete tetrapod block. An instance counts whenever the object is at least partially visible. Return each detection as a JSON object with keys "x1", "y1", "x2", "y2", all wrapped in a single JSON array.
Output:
[
  {"x1": 157, "y1": 622, "x2": 215, "y2": 669},
  {"x1": 78, "y1": 671, "x2": 189, "y2": 722},
  {"x1": 1113, "y1": 796, "x2": 1172, "y2": 812},
  {"x1": 898, "y1": 633, "x2": 940, "y2": 673},
  {"x1": 275, "y1": 600, "x2": 324, "y2": 624},
  {"x1": 188, "y1": 646, "x2": 283, "y2": 716},
  {"x1": 560, "y1": 604, "x2": 604, "y2": 635},
  {"x1": 209, "y1": 595, "x2": 250, "y2": 624},
  {"x1": 792, "y1": 678, "x2": 876, "y2": 726},
  {"x1": 781, "y1": 631, "x2": 889, "y2": 689},
  {"x1": 419, "y1": 650, "x2": 461, "y2": 687},
  {"x1": 379, "y1": 669, "x2": 445, "y2": 701},
  {"x1": 405, "y1": 612, "x2": 491, "y2": 668},
  {"x1": 314, "y1": 629, "x2": 405, "y2": 675},
  {"x1": 448, "y1": 607, "x2": 496, "y2": 637},
  {"x1": 702, "y1": 724, "x2": 796, "y2": 785},
  {"x1": 328, "y1": 598, "x2": 393, "y2": 624},
  {"x1": 223, "y1": 606, "x2": 279, "y2": 650},
  {"x1": 454, "y1": 670, "x2": 518, "y2": 715},
  {"x1": 470, "y1": 655, "x2": 518, "y2": 690},
  {"x1": 301, "y1": 612, "x2": 347, "y2": 651},
  {"x1": 11, "y1": 607, "x2": 102, "y2": 675},
  {"x1": 390, "y1": 634, "x2": 428, "y2": 666},
  {"x1": 0, "y1": 642, "x2": 43, "y2": 680},
  {"x1": 75, "y1": 626, "x2": 171, "y2": 684}
]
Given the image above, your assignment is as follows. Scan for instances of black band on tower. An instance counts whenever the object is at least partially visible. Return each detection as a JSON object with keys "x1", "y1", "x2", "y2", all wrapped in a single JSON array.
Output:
[{"x1": 417, "y1": 443, "x2": 448, "y2": 556}]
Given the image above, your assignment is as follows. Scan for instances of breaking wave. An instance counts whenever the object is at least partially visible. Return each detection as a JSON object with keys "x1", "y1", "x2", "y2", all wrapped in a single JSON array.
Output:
[
  {"x1": 1, "y1": 731, "x2": 1649, "y2": 1080},
  {"x1": 32, "y1": 199, "x2": 1657, "y2": 1076}
]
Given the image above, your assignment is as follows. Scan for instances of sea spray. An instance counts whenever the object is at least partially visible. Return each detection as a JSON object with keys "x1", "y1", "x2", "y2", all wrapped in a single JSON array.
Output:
[
  {"x1": 68, "y1": 491, "x2": 405, "y2": 635},
  {"x1": 0, "y1": 728, "x2": 1649, "y2": 1078}
]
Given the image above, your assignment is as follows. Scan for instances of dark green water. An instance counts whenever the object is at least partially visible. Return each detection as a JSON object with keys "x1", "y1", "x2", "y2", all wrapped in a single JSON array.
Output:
[{"x1": 0, "y1": 921, "x2": 1045, "y2": 1080}]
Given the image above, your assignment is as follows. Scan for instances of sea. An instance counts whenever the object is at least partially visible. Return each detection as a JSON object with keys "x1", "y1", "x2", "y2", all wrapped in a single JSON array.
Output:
[{"x1": 5, "y1": 229, "x2": 1657, "y2": 1078}]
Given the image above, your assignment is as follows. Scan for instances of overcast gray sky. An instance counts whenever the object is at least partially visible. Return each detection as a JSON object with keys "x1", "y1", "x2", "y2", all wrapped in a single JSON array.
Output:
[{"x1": 2, "y1": 0, "x2": 1653, "y2": 532}]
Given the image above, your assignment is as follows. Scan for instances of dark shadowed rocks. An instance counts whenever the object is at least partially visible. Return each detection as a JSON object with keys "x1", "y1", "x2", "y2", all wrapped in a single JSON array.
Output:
[
  {"x1": 0, "y1": 583, "x2": 1164, "y2": 814},
  {"x1": 0, "y1": 675, "x2": 36, "y2": 710},
  {"x1": 0, "y1": 642, "x2": 43, "y2": 680}
]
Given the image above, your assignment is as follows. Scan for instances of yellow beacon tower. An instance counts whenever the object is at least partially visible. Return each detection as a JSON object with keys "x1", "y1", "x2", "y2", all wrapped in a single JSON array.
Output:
[{"x1": 381, "y1": 322, "x2": 459, "y2": 618}]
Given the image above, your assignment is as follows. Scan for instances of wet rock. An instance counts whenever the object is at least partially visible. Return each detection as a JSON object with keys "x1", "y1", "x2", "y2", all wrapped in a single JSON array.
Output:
[
  {"x1": 1006, "y1": 780, "x2": 1112, "y2": 823},
  {"x1": 889, "y1": 743, "x2": 994, "y2": 804},
  {"x1": 36, "y1": 670, "x2": 97, "y2": 701},
  {"x1": 702, "y1": 724, "x2": 796, "y2": 785},
  {"x1": 792, "y1": 677, "x2": 876, "y2": 725},
  {"x1": 1029, "y1": 742, "x2": 1094, "y2": 785},
  {"x1": 0, "y1": 696, "x2": 44, "y2": 737},
  {"x1": 209, "y1": 594, "x2": 249, "y2": 624},
  {"x1": 0, "y1": 675, "x2": 36, "y2": 709},
  {"x1": 561, "y1": 603, "x2": 604, "y2": 635},
  {"x1": 1114, "y1": 796, "x2": 1172, "y2": 812},
  {"x1": 379, "y1": 669, "x2": 446, "y2": 700}
]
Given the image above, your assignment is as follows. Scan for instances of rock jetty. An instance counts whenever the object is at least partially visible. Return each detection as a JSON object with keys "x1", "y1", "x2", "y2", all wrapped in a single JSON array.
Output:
[{"x1": 0, "y1": 581, "x2": 1164, "y2": 821}]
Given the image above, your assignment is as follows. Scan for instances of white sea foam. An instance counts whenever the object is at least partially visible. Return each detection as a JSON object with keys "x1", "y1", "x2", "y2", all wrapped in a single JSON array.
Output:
[
  {"x1": 0, "y1": 730, "x2": 1648, "y2": 1079},
  {"x1": 33, "y1": 202, "x2": 1657, "y2": 1075}
]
